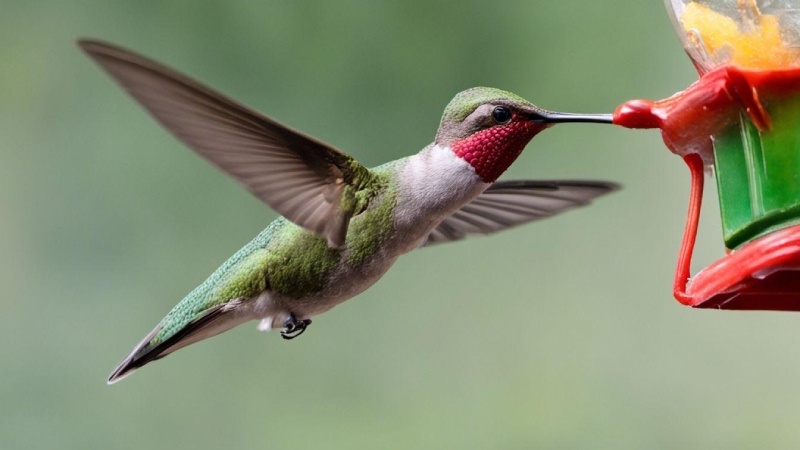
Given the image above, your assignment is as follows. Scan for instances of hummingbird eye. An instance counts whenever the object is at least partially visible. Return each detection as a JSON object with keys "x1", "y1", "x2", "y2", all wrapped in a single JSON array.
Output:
[{"x1": 491, "y1": 106, "x2": 512, "y2": 124}]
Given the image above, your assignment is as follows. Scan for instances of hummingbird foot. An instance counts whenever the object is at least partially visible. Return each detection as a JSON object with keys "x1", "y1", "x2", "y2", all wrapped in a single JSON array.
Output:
[{"x1": 280, "y1": 313, "x2": 312, "y2": 340}]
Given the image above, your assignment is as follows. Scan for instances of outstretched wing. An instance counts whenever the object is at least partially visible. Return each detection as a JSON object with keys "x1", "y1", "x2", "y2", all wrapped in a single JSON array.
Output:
[
  {"x1": 80, "y1": 39, "x2": 372, "y2": 247},
  {"x1": 423, "y1": 180, "x2": 618, "y2": 246}
]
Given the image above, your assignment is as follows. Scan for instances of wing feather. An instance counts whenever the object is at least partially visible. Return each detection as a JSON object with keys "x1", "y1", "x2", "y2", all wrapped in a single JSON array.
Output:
[
  {"x1": 423, "y1": 180, "x2": 619, "y2": 246},
  {"x1": 80, "y1": 39, "x2": 372, "y2": 247}
]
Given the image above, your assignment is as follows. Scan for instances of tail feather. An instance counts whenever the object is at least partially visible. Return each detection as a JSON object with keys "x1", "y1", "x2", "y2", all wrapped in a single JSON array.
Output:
[{"x1": 107, "y1": 304, "x2": 246, "y2": 384}]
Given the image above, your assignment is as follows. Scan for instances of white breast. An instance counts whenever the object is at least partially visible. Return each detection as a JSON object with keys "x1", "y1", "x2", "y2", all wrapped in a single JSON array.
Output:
[{"x1": 393, "y1": 144, "x2": 490, "y2": 249}]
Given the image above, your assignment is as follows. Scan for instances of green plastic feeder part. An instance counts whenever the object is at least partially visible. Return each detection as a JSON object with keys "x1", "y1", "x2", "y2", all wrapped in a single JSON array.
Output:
[{"x1": 714, "y1": 95, "x2": 800, "y2": 249}]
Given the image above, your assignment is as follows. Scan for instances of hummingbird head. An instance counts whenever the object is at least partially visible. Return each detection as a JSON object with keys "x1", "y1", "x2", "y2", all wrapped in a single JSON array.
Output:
[{"x1": 435, "y1": 87, "x2": 611, "y2": 182}]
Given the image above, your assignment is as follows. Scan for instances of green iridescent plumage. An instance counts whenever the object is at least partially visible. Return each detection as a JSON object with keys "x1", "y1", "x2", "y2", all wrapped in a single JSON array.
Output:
[{"x1": 151, "y1": 163, "x2": 400, "y2": 347}]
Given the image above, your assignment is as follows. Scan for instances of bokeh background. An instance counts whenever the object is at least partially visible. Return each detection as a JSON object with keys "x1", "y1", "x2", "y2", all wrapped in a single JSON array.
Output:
[{"x1": 3, "y1": 1, "x2": 800, "y2": 449}]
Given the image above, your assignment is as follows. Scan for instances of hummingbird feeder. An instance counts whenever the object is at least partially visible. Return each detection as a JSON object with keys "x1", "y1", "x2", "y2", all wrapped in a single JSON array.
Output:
[{"x1": 614, "y1": 0, "x2": 800, "y2": 310}]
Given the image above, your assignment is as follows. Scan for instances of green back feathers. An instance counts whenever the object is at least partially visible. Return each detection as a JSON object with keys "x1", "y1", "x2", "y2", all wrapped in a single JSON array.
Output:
[
  {"x1": 150, "y1": 221, "x2": 283, "y2": 346},
  {"x1": 148, "y1": 164, "x2": 402, "y2": 347}
]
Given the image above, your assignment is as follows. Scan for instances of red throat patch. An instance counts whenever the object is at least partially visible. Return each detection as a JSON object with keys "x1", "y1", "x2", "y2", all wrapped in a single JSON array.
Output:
[{"x1": 451, "y1": 120, "x2": 546, "y2": 182}]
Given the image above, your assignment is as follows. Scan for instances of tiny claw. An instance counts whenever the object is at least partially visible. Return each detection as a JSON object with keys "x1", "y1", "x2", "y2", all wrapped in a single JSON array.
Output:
[{"x1": 281, "y1": 314, "x2": 312, "y2": 340}]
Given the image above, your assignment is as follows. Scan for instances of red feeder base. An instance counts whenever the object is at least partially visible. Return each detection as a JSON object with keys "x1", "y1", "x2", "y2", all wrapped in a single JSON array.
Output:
[
  {"x1": 684, "y1": 225, "x2": 800, "y2": 310},
  {"x1": 675, "y1": 154, "x2": 800, "y2": 311}
]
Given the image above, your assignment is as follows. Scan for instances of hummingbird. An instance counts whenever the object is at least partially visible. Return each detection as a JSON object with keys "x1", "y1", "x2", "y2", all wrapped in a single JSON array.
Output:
[{"x1": 79, "y1": 39, "x2": 617, "y2": 384}]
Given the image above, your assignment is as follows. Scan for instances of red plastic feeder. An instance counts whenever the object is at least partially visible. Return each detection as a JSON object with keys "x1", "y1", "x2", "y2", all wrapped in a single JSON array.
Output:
[{"x1": 615, "y1": 0, "x2": 800, "y2": 310}]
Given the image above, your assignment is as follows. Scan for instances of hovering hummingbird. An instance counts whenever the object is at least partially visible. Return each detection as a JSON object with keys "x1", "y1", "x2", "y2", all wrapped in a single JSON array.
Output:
[{"x1": 79, "y1": 39, "x2": 617, "y2": 384}]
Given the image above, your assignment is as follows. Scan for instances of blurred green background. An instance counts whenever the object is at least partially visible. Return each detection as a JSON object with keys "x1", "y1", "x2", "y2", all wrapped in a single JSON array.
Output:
[{"x1": 3, "y1": 1, "x2": 800, "y2": 449}]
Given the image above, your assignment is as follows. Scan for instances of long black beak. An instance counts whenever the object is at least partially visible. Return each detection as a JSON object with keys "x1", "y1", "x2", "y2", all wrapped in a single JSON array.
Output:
[{"x1": 532, "y1": 111, "x2": 614, "y2": 124}]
